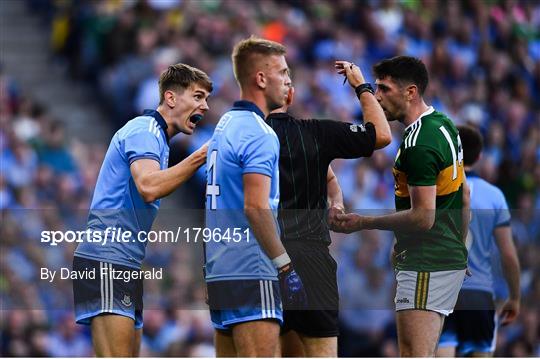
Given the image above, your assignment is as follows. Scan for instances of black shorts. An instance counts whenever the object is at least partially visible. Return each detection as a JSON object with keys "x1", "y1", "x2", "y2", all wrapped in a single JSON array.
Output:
[
  {"x1": 282, "y1": 241, "x2": 339, "y2": 337},
  {"x1": 439, "y1": 290, "x2": 497, "y2": 355},
  {"x1": 73, "y1": 256, "x2": 144, "y2": 328}
]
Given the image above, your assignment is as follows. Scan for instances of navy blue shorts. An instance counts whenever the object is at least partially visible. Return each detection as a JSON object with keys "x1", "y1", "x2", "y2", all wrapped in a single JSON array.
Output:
[
  {"x1": 207, "y1": 279, "x2": 283, "y2": 330},
  {"x1": 72, "y1": 256, "x2": 144, "y2": 329},
  {"x1": 439, "y1": 290, "x2": 497, "y2": 355}
]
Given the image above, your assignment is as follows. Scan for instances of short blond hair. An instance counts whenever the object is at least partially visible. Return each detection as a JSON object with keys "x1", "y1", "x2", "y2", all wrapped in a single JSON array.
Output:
[
  {"x1": 232, "y1": 36, "x2": 286, "y2": 87},
  {"x1": 158, "y1": 63, "x2": 213, "y2": 104}
]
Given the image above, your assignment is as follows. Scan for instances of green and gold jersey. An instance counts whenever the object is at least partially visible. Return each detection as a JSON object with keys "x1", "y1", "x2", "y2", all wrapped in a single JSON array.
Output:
[{"x1": 393, "y1": 107, "x2": 468, "y2": 272}]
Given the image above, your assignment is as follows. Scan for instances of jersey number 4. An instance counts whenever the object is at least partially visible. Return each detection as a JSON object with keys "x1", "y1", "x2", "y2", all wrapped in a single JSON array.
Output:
[{"x1": 206, "y1": 150, "x2": 220, "y2": 210}]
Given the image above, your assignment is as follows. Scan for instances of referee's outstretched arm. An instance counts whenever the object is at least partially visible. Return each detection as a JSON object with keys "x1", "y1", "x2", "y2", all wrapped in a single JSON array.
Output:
[{"x1": 335, "y1": 60, "x2": 391, "y2": 149}]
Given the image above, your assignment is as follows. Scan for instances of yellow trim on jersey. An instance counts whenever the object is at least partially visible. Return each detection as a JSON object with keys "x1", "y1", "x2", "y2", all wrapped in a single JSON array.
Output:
[
  {"x1": 436, "y1": 163, "x2": 464, "y2": 196},
  {"x1": 393, "y1": 168, "x2": 409, "y2": 197},
  {"x1": 393, "y1": 163, "x2": 463, "y2": 198}
]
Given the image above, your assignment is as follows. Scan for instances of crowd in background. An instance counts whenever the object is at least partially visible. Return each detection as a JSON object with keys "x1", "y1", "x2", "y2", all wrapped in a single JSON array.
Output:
[{"x1": 1, "y1": 0, "x2": 539, "y2": 356}]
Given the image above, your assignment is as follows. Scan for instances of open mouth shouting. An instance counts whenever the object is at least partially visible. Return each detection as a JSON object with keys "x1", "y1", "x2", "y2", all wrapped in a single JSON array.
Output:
[
  {"x1": 187, "y1": 113, "x2": 204, "y2": 132},
  {"x1": 190, "y1": 114, "x2": 203, "y2": 124}
]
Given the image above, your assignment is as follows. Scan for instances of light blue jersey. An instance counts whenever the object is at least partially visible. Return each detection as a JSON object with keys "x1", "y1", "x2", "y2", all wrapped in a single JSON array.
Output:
[
  {"x1": 462, "y1": 172, "x2": 511, "y2": 293},
  {"x1": 75, "y1": 110, "x2": 170, "y2": 268},
  {"x1": 205, "y1": 101, "x2": 280, "y2": 282}
]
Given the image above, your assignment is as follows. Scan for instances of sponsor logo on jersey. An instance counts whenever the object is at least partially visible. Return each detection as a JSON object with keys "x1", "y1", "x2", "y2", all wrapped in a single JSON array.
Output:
[{"x1": 349, "y1": 124, "x2": 366, "y2": 133}]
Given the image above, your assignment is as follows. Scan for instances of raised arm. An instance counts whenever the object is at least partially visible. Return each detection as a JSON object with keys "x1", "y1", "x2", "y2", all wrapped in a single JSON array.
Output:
[{"x1": 335, "y1": 60, "x2": 391, "y2": 149}]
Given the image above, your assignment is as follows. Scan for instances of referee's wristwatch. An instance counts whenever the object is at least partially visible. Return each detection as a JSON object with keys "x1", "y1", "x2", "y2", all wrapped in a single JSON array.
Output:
[{"x1": 355, "y1": 83, "x2": 374, "y2": 97}]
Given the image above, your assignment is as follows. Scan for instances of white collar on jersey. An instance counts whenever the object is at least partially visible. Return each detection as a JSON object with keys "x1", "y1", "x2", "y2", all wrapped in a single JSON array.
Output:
[{"x1": 404, "y1": 106, "x2": 435, "y2": 132}]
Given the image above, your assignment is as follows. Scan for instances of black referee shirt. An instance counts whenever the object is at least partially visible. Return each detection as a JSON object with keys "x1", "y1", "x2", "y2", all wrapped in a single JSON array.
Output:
[{"x1": 266, "y1": 113, "x2": 376, "y2": 245}]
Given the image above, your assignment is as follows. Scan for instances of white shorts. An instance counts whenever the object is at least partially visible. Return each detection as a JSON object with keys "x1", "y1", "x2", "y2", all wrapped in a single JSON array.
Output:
[{"x1": 395, "y1": 269, "x2": 466, "y2": 316}]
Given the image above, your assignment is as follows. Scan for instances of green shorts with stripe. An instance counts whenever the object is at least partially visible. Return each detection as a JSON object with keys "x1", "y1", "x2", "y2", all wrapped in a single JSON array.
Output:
[{"x1": 394, "y1": 269, "x2": 465, "y2": 316}]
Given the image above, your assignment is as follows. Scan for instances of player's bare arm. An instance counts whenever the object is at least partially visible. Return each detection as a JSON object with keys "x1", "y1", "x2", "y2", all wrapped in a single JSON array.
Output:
[
  {"x1": 130, "y1": 142, "x2": 208, "y2": 202},
  {"x1": 327, "y1": 165, "x2": 345, "y2": 230},
  {"x1": 494, "y1": 225, "x2": 521, "y2": 325},
  {"x1": 243, "y1": 173, "x2": 287, "y2": 258},
  {"x1": 461, "y1": 180, "x2": 473, "y2": 277},
  {"x1": 243, "y1": 172, "x2": 307, "y2": 308},
  {"x1": 334, "y1": 185, "x2": 436, "y2": 233},
  {"x1": 327, "y1": 165, "x2": 343, "y2": 209},
  {"x1": 335, "y1": 60, "x2": 391, "y2": 149},
  {"x1": 461, "y1": 180, "x2": 471, "y2": 244}
]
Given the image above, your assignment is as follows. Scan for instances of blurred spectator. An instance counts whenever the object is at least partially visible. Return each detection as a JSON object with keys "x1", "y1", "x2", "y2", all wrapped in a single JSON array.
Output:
[
  {"x1": 47, "y1": 313, "x2": 91, "y2": 357},
  {"x1": 2, "y1": 0, "x2": 539, "y2": 357},
  {"x1": 35, "y1": 120, "x2": 78, "y2": 176}
]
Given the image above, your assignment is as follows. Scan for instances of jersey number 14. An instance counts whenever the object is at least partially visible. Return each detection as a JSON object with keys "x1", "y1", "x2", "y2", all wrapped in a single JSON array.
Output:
[{"x1": 439, "y1": 126, "x2": 464, "y2": 180}]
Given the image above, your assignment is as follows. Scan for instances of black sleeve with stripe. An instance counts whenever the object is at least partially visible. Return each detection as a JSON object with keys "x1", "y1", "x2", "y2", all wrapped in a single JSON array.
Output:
[{"x1": 315, "y1": 120, "x2": 376, "y2": 160}]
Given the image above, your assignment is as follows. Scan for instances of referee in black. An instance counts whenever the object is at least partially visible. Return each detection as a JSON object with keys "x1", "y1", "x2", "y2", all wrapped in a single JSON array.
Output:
[{"x1": 265, "y1": 61, "x2": 391, "y2": 357}]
